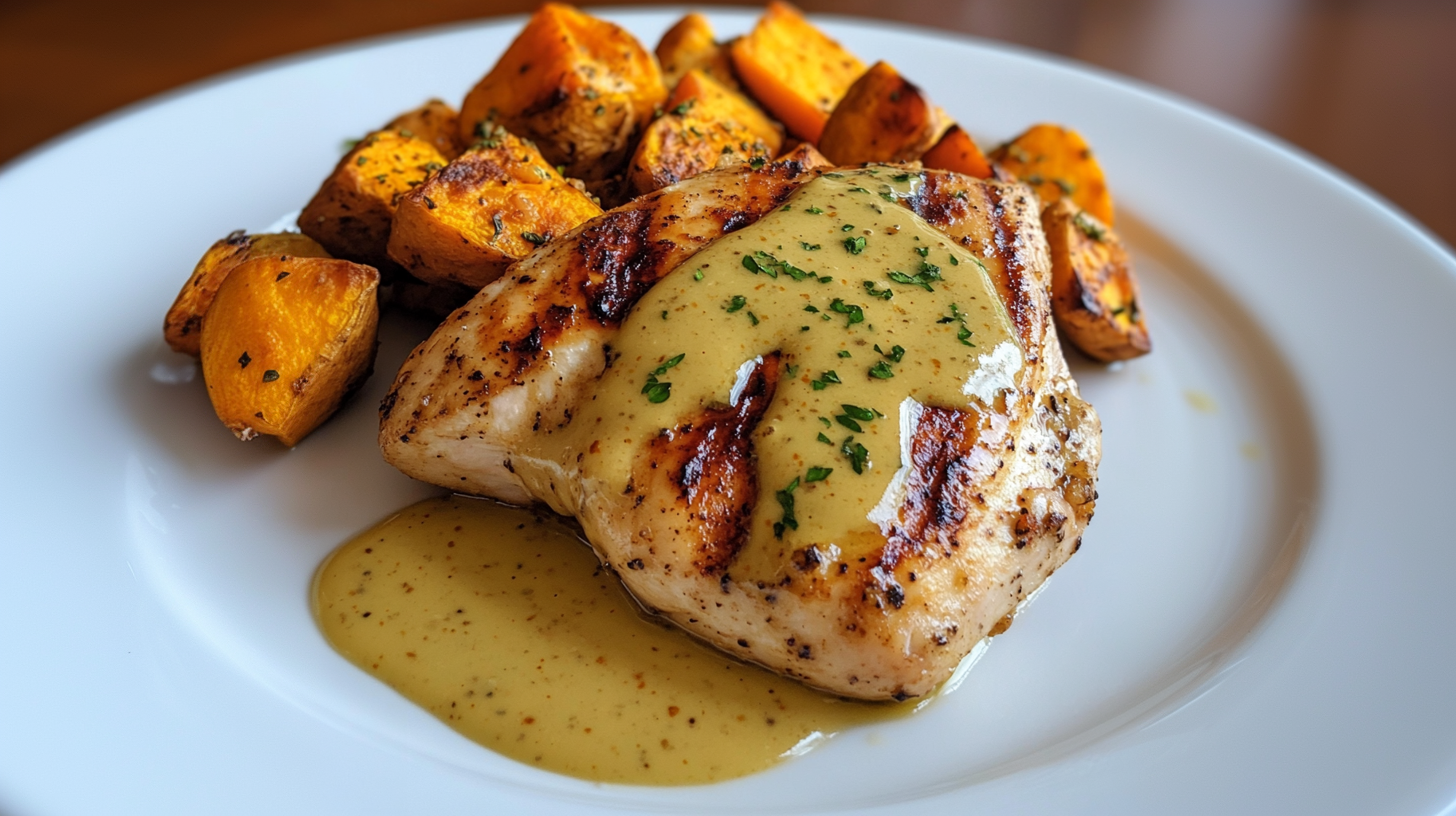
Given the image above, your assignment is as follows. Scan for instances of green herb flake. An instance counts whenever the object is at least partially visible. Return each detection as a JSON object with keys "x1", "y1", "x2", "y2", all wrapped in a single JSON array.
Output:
[
  {"x1": 1073, "y1": 211, "x2": 1107, "y2": 241},
  {"x1": 521, "y1": 231, "x2": 547, "y2": 246},
  {"x1": 670, "y1": 98, "x2": 696, "y2": 116},
  {"x1": 835, "y1": 414, "x2": 863, "y2": 432},
  {"x1": 800, "y1": 241, "x2": 822, "y2": 251},
  {"x1": 862, "y1": 280, "x2": 893, "y2": 300},
  {"x1": 661, "y1": 310, "x2": 669, "y2": 320},
  {"x1": 773, "y1": 477, "x2": 800, "y2": 538},
  {"x1": 840, "y1": 437, "x2": 870, "y2": 474},
  {"x1": 818, "y1": 416, "x2": 832, "y2": 428},
  {"x1": 841, "y1": 404, "x2": 876, "y2": 421},
  {"x1": 640, "y1": 353, "x2": 686, "y2": 403},
  {"x1": 875, "y1": 344, "x2": 906, "y2": 363},
  {"x1": 886, "y1": 263, "x2": 943, "y2": 291},
  {"x1": 841, "y1": 224, "x2": 855, "y2": 232},
  {"x1": 749, "y1": 156, "x2": 768, "y2": 169},
  {"x1": 817, "y1": 432, "x2": 833, "y2": 444},
  {"x1": 837, "y1": 350, "x2": 851, "y2": 358},
  {"x1": 843, "y1": 236, "x2": 867, "y2": 255},
  {"x1": 491, "y1": 213, "x2": 505, "y2": 241},
  {"x1": 805, "y1": 466, "x2": 833, "y2": 483},
  {"x1": 829, "y1": 298, "x2": 865, "y2": 326},
  {"x1": 849, "y1": 186, "x2": 870, "y2": 193},
  {"x1": 1054, "y1": 178, "x2": 1076, "y2": 195},
  {"x1": 355, "y1": 155, "x2": 369, "y2": 166},
  {"x1": 748, "y1": 311, "x2": 760, "y2": 326},
  {"x1": 693, "y1": 269, "x2": 705, "y2": 281},
  {"x1": 804, "y1": 305, "x2": 820, "y2": 313},
  {"x1": 869, "y1": 361, "x2": 895, "y2": 379},
  {"x1": 805, "y1": 206, "x2": 825, "y2": 214},
  {"x1": 262, "y1": 369, "x2": 280, "y2": 383},
  {"x1": 725, "y1": 295, "x2": 747, "y2": 313},
  {"x1": 746, "y1": 250, "x2": 811, "y2": 281},
  {"x1": 948, "y1": 255, "x2": 960, "y2": 266}
]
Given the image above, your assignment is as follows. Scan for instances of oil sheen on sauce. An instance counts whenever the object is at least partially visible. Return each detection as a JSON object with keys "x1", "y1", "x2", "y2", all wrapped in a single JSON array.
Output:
[
  {"x1": 509, "y1": 168, "x2": 1021, "y2": 584},
  {"x1": 314, "y1": 496, "x2": 912, "y2": 785}
]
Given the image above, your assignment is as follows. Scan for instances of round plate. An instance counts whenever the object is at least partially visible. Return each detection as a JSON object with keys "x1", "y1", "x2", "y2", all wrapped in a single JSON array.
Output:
[{"x1": 2, "y1": 9, "x2": 1454, "y2": 815}]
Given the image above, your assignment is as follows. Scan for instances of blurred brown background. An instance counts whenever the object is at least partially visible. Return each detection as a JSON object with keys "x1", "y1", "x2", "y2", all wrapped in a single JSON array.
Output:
[{"x1": 1, "y1": 0, "x2": 1452, "y2": 248}]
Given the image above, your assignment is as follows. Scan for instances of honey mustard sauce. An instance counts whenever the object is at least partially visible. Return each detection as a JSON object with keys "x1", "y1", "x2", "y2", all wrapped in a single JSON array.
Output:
[
  {"x1": 314, "y1": 496, "x2": 913, "y2": 785},
  {"x1": 317, "y1": 168, "x2": 1023, "y2": 784},
  {"x1": 512, "y1": 167, "x2": 1020, "y2": 584}
]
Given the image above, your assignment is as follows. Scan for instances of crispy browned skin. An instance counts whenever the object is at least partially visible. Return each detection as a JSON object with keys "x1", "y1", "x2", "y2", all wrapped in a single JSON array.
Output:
[{"x1": 379, "y1": 152, "x2": 1099, "y2": 700}]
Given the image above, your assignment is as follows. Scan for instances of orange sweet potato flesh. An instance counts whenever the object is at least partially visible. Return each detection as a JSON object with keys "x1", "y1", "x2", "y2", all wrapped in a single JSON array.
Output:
[
  {"x1": 730, "y1": 1, "x2": 866, "y2": 143},
  {"x1": 991, "y1": 124, "x2": 1114, "y2": 225},
  {"x1": 200, "y1": 256, "x2": 380, "y2": 446},
  {"x1": 163, "y1": 231, "x2": 330, "y2": 357},
  {"x1": 656, "y1": 13, "x2": 741, "y2": 91},
  {"x1": 388, "y1": 125, "x2": 603, "y2": 289},
  {"x1": 627, "y1": 69, "x2": 785, "y2": 196},
  {"x1": 299, "y1": 130, "x2": 448, "y2": 269},
  {"x1": 818, "y1": 61, "x2": 946, "y2": 165},
  {"x1": 921, "y1": 124, "x2": 992, "y2": 179},
  {"x1": 386, "y1": 99, "x2": 465, "y2": 160},
  {"x1": 457, "y1": 3, "x2": 666, "y2": 186},
  {"x1": 1042, "y1": 199, "x2": 1150, "y2": 362}
]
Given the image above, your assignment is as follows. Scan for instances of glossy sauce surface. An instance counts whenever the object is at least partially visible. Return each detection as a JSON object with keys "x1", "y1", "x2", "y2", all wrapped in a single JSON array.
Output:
[
  {"x1": 314, "y1": 496, "x2": 911, "y2": 785},
  {"x1": 514, "y1": 168, "x2": 1021, "y2": 584}
]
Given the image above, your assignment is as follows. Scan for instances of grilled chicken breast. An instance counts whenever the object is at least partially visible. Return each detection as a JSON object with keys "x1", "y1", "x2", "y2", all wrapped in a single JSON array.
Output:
[{"x1": 379, "y1": 149, "x2": 1100, "y2": 700}]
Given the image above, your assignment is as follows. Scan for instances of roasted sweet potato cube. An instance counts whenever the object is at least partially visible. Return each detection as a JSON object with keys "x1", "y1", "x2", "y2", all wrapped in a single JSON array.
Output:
[
  {"x1": 299, "y1": 131, "x2": 448, "y2": 269},
  {"x1": 386, "y1": 99, "x2": 465, "y2": 160},
  {"x1": 656, "y1": 13, "x2": 741, "y2": 91},
  {"x1": 387, "y1": 126, "x2": 603, "y2": 289},
  {"x1": 818, "y1": 61, "x2": 946, "y2": 165},
  {"x1": 200, "y1": 256, "x2": 380, "y2": 446},
  {"x1": 921, "y1": 124, "x2": 992, "y2": 179},
  {"x1": 1042, "y1": 199, "x2": 1150, "y2": 362},
  {"x1": 457, "y1": 3, "x2": 666, "y2": 186},
  {"x1": 627, "y1": 69, "x2": 784, "y2": 195},
  {"x1": 730, "y1": 1, "x2": 866, "y2": 143},
  {"x1": 992, "y1": 124, "x2": 1114, "y2": 225},
  {"x1": 164, "y1": 231, "x2": 330, "y2": 357}
]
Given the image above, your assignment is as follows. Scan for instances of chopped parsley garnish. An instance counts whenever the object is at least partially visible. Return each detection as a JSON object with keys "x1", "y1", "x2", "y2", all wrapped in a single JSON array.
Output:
[
  {"x1": 818, "y1": 416, "x2": 832, "y2": 428},
  {"x1": 800, "y1": 241, "x2": 821, "y2": 251},
  {"x1": 948, "y1": 254, "x2": 960, "y2": 266},
  {"x1": 748, "y1": 311, "x2": 760, "y2": 326},
  {"x1": 355, "y1": 156, "x2": 369, "y2": 166},
  {"x1": 837, "y1": 350, "x2": 851, "y2": 358},
  {"x1": 915, "y1": 246, "x2": 929, "y2": 257},
  {"x1": 875, "y1": 344, "x2": 906, "y2": 363},
  {"x1": 743, "y1": 251, "x2": 811, "y2": 281},
  {"x1": 1054, "y1": 178, "x2": 1076, "y2": 195},
  {"x1": 887, "y1": 262, "x2": 943, "y2": 291},
  {"x1": 749, "y1": 155, "x2": 768, "y2": 169},
  {"x1": 693, "y1": 269, "x2": 705, "y2": 281},
  {"x1": 817, "y1": 432, "x2": 833, "y2": 444},
  {"x1": 849, "y1": 186, "x2": 870, "y2": 193},
  {"x1": 843, "y1": 236, "x2": 866, "y2": 255},
  {"x1": 829, "y1": 298, "x2": 865, "y2": 326},
  {"x1": 725, "y1": 295, "x2": 747, "y2": 313},
  {"x1": 862, "y1": 280, "x2": 893, "y2": 300},
  {"x1": 840, "y1": 437, "x2": 870, "y2": 474},
  {"x1": 803, "y1": 305, "x2": 820, "y2": 313},
  {"x1": 805, "y1": 466, "x2": 833, "y2": 482},
  {"x1": 641, "y1": 353, "x2": 685, "y2": 403},
  {"x1": 868, "y1": 361, "x2": 895, "y2": 379},
  {"x1": 805, "y1": 206, "x2": 824, "y2": 214},
  {"x1": 1073, "y1": 211, "x2": 1107, "y2": 241},
  {"x1": 938, "y1": 303, "x2": 976, "y2": 347},
  {"x1": 262, "y1": 369, "x2": 280, "y2": 383},
  {"x1": 773, "y1": 477, "x2": 800, "y2": 538},
  {"x1": 670, "y1": 98, "x2": 696, "y2": 116},
  {"x1": 810, "y1": 370, "x2": 842, "y2": 391},
  {"x1": 521, "y1": 231, "x2": 547, "y2": 245},
  {"x1": 841, "y1": 224, "x2": 855, "y2": 232}
]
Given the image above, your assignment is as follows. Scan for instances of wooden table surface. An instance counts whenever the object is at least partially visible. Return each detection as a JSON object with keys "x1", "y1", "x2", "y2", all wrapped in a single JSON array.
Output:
[{"x1": 2, "y1": 0, "x2": 1452, "y2": 248}]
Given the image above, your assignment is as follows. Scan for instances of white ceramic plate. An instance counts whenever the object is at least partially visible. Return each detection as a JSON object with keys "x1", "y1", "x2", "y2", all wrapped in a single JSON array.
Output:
[{"x1": 3, "y1": 9, "x2": 1455, "y2": 815}]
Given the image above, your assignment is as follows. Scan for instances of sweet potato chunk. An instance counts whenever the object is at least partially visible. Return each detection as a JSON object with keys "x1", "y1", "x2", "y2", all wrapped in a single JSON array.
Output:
[
  {"x1": 992, "y1": 124, "x2": 1114, "y2": 225},
  {"x1": 457, "y1": 3, "x2": 666, "y2": 187},
  {"x1": 387, "y1": 126, "x2": 603, "y2": 289},
  {"x1": 656, "y1": 13, "x2": 740, "y2": 91},
  {"x1": 921, "y1": 124, "x2": 992, "y2": 179},
  {"x1": 818, "y1": 61, "x2": 946, "y2": 165},
  {"x1": 386, "y1": 99, "x2": 465, "y2": 160},
  {"x1": 1042, "y1": 199, "x2": 1150, "y2": 362},
  {"x1": 627, "y1": 69, "x2": 783, "y2": 195},
  {"x1": 299, "y1": 130, "x2": 448, "y2": 269},
  {"x1": 730, "y1": 1, "x2": 866, "y2": 143},
  {"x1": 164, "y1": 231, "x2": 330, "y2": 357},
  {"x1": 200, "y1": 256, "x2": 380, "y2": 446}
]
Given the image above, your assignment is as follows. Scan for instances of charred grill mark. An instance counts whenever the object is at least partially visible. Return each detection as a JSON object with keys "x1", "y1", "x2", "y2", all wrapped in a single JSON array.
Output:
[
  {"x1": 648, "y1": 353, "x2": 783, "y2": 575},
  {"x1": 879, "y1": 406, "x2": 999, "y2": 572},
  {"x1": 575, "y1": 206, "x2": 669, "y2": 324},
  {"x1": 905, "y1": 172, "x2": 969, "y2": 226},
  {"x1": 985, "y1": 184, "x2": 1039, "y2": 354}
]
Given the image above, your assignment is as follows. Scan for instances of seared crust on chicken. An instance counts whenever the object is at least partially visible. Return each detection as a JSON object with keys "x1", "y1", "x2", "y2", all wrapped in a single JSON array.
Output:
[{"x1": 379, "y1": 151, "x2": 1100, "y2": 700}]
